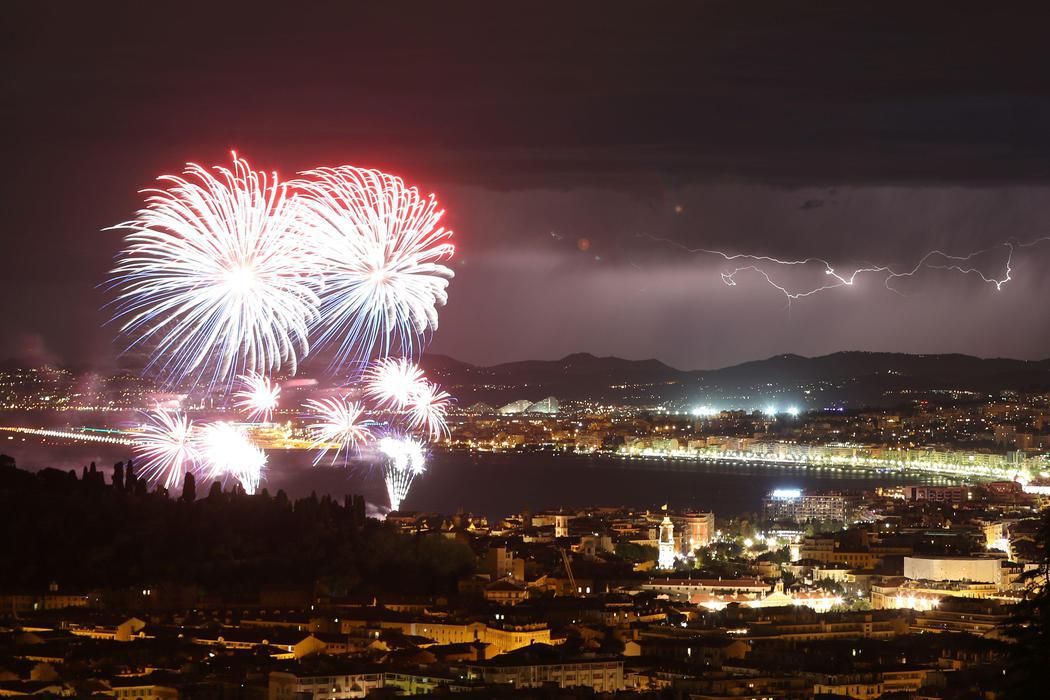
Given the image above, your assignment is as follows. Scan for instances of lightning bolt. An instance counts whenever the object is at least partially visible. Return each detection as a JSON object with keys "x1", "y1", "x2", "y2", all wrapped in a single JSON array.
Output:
[{"x1": 640, "y1": 235, "x2": 1050, "y2": 305}]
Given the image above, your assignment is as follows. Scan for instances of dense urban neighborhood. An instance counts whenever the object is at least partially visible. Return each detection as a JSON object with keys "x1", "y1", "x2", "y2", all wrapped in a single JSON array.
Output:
[{"x1": 2, "y1": 454, "x2": 1047, "y2": 698}]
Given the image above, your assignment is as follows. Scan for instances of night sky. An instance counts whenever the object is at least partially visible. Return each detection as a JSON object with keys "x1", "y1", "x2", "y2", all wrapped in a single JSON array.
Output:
[{"x1": 5, "y1": 1, "x2": 1050, "y2": 371}]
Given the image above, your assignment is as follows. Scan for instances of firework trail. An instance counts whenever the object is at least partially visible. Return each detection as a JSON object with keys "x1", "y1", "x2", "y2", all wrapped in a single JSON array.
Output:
[
  {"x1": 364, "y1": 357, "x2": 427, "y2": 409},
  {"x1": 641, "y1": 234, "x2": 1050, "y2": 305},
  {"x1": 234, "y1": 371, "x2": 281, "y2": 422},
  {"x1": 294, "y1": 166, "x2": 455, "y2": 369},
  {"x1": 303, "y1": 396, "x2": 372, "y2": 465},
  {"x1": 195, "y1": 421, "x2": 266, "y2": 494},
  {"x1": 378, "y1": 435, "x2": 426, "y2": 511},
  {"x1": 405, "y1": 381, "x2": 451, "y2": 440},
  {"x1": 110, "y1": 153, "x2": 320, "y2": 389},
  {"x1": 131, "y1": 409, "x2": 199, "y2": 490}
]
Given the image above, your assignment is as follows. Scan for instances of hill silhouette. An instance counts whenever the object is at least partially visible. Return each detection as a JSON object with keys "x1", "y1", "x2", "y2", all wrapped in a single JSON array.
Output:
[{"x1": 420, "y1": 351, "x2": 1050, "y2": 408}]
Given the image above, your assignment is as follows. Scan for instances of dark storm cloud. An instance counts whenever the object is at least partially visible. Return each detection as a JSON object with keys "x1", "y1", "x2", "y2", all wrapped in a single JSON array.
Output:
[
  {"x1": 7, "y1": 1, "x2": 1050, "y2": 187},
  {"x1": 4, "y1": 1, "x2": 1050, "y2": 369},
  {"x1": 427, "y1": 184, "x2": 1050, "y2": 368}
]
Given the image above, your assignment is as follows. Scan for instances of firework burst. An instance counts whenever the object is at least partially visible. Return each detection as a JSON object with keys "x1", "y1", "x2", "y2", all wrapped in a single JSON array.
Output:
[
  {"x1": 131, "y1": 409, "x2": 199, "y2": 490},
  {"x1": 364, "y1": 357, "x2": 427, "y2": 409},
  {"x1": 195, "y1": 421, "x2": 266, "y2": 494},
  {"x1": 295, "y1": 166, "x2": 454, "y2": 369},
  {"x1": 234, "y1": 371, "x2": 281, "y2": 422},
  {"x1": 303, "y1": 397, "x2": 372, "y2": 465},
  {"x1": 405, "y1": 381, "x2": 451, "y2": 440},
  {"x1": 378, "y1": 435, "x2": 426, "y2": 512},
  {"x1": 110, "y1": 153, "x2": 320, "y2": 389}
]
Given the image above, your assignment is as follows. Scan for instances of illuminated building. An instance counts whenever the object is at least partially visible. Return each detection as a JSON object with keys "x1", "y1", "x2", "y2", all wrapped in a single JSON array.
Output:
[
  {"x1": 526, "y1": 396, "x2": 559, "y2": 414},
  {"x1": 678, "y1": 512, "x2": 715, "y2": 555},
  {"x1": 657, "y1": 515, "x2": 675, "y2": 569},
  {"x1": 463, "y1": 654, "x2": 623, "y2": 692},
  {"x1": 763, "y1": 489, "x2": 859, "y2": 523},
  {"x1": 903, "y1": 485, "x2": 971, "y2": 505},
  {"x1": 335, "y1": 615, "x2": 552, "y2": 657},
  {"x1": 498, "y1": 400, "x2": 532, "y2": 415},
  {"x1": 799, "y1": 536, "x2": 912, "y2": 568},
  {"x1": 813, "y1": 669, "x2": 937, "y2": 699},
  {"x1": 871, "y1": 576, "x2": 1002, "y2": 610},
  {"x1": 903, "y1": 555, "x2": 1003, "y2": 586},
  {"x1": 269, "y1": 670, "x2": 385, "y2": 700},
  {"x1": 484, "y1": 578, "x2": 528, "y2": 606},
  {"x1": 109, "y1": 681, "x2": 178, "y2": 700},
  {"x1": 495, "y1": 397, "x2": 559, "y2": 415},
  {"x1": 484, "y1": 546, "x2": 524, "y2": 580},
  {"x1": 641, "y1": 577, "x2": 769, "y2": 601},
  {"x1": 554, "y1": 513, "x2": 571, "y2": 538}
]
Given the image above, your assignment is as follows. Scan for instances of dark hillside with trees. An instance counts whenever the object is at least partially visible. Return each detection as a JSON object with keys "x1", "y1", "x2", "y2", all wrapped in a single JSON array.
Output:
[{"x1": 0, "y1": 455, "x2": 474, "y2": 598}]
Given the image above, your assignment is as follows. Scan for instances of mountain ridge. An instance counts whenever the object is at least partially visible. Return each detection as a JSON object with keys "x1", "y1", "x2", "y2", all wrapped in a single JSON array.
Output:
[{"x1": 419, "y1": 350, "x2": 1050, "y2": 408}]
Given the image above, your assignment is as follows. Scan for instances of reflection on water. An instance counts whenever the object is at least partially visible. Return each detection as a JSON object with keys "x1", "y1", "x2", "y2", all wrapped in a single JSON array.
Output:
[{"x1": 4, "y1": 439, "x2": 952, "y2": 517}]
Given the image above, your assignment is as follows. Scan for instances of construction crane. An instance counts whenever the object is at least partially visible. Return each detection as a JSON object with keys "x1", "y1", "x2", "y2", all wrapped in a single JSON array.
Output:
[{"x1": 558, "y1": 546, "x2": 578, "y2": 595}]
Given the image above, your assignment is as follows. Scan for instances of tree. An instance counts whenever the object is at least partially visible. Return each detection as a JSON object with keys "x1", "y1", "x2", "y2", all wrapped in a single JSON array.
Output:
[
  {"x1": 614, "y1": 542, "x2": 658, "y2": 563},
  {"x1": 814, "y1": 577, "x2": 845, "y2": 596},
  {"x1": 124, "y1": 460, "x2": 138, "y2": 491},
  {"x1": 207, "y1": 481, "x2": 223, "y2": 499},
  {"x1": 1002, "y1": 508, "x2": 1050, "y2": 698},
  {"x1": 181, "y1": 473, "x2": 196, "y2": 502}
]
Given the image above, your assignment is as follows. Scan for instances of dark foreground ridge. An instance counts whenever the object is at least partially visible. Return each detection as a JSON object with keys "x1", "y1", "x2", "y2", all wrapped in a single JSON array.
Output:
[{"x1": 0, "y1": 455, "x2": 474, "y2": 597}]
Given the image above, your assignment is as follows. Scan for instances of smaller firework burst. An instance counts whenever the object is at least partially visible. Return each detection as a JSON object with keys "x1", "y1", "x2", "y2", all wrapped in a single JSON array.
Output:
[
  {"x1": 195, "y1": 421, "x2": 266, "y2": 494},
  {"x1": 303, "y1": 397, "x2": 372, "y2": 465},
  {"x1": 364, "y1": 357, "x2": 426, "y2": 409},
  {"x1": 378, "y1": 435, "x2": 426, "y2": 512},
  {"x1": 234, "y1": 372, "x2": 281, "y2": 422},
  {"x1": 132, "y1": 409, "x2": 199, "y2": 490},
  {"x1": 405, "y1": 381, "x2": 451, "y2": 440}
]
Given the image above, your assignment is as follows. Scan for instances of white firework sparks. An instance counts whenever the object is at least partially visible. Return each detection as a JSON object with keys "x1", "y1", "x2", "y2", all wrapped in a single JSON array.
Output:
[
  {"x1": 234, "y1": 372, "x2": 281, "y2": 422},
  {"x1": 131, "y1": 409, "x2": 199, "y2": 490},
  {"x1": 378, "y1": 436, "x2": 426, "y2": 511},
  {"x1": 303, "y1": 397, "x2": 372, "y2": 465},
  {"x1": 294, "y1": 166, "x2": 455, "y2": 368},
  {"x1": 195, "y1": 421, "x2": 266, "y2": 494},
  {"x1": 405, "y1": 381, "x2": 451, "y2": 440},
  {"x1": 364, "y1": 357, "x2": 427, "y2": 409},
  {"x1": 110, "y1": 153, "x2": 320, "y2": 389}
]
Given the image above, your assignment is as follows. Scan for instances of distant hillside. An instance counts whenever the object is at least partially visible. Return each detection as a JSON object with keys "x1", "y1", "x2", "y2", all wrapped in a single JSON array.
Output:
[{"x1": 420, "y1": 351, "x2": 1050, "y2": 409}]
